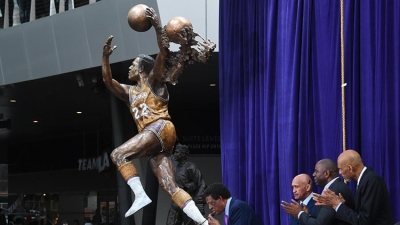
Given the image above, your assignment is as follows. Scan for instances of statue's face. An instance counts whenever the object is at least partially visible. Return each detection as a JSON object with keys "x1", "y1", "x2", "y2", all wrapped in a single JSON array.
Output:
[
  {"x1": 128, "y1": 58, "x2": 140, "y2": 80},
  {"x1": 173, "y1": 150, "x2": 184, "y2": 161}
]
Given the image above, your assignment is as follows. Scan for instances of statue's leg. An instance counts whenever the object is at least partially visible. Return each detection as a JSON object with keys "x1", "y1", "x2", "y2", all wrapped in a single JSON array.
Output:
[
  {"x1": 149, "y1": 153, "x2": 208, "y2": 225},
  {"x1": 110, "y1": 131, "x2": 161, "y2": 217},
  {"x1": 118, "y1": 161, "x2": 152, "y2": 217}
]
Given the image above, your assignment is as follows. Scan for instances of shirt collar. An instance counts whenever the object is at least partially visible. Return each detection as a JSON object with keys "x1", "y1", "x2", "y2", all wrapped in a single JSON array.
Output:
[
  {"x1": 301, "y1": 192, "x2": 313, "y2": 205},
  {"x1": 357, "y1": 167, "x2": 367, "y2": 185},
  {"x1": 324, "y1": 177, "x2": 339, "y2": 190},
  {"x1": 225, "y1": 197, "x2": 232, "y2": 216}
]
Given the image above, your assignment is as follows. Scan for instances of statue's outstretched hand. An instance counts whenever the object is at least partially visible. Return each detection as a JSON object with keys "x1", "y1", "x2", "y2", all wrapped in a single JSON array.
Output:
[
  {"x1": 145, "y1": 7, "x2": 158, "y2": 26},
  {"x1": 145, "y1": 8, "x2": 169, "y2": 49},
  {"x1": 103, "y1": 35, "x2": 117, "y2": 57}
]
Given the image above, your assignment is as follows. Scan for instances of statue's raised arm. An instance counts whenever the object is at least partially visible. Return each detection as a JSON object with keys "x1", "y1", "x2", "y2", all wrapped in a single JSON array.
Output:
[{"x1": 145, "y1": 7, "x2": 169, "y2": 83}]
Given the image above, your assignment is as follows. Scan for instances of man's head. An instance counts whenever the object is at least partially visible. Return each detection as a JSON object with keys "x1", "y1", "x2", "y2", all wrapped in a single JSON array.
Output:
[
  {"x1": 337, "y1": 149, "x2": 364, "y2": 182},
  {"x1": 173, "y1": 143, "x2": 189, "y2": 161},
  {"x1": 292, "y1": 174, "x2": 312, "y2": 201},
  {"x1": 128, "y1": 54, "x2": 154, "y2": 81},
  {"x1": 204, "y1": 182, "x2": 231, "y2": 215},
  {"x1": 313, "y1": 159, "x2": 339, "y2": 187}
]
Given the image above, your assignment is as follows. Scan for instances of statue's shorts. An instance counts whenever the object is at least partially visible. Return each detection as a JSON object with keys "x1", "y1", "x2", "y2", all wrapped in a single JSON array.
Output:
[{"x1": 143, "y1": 119, "x2": 176, "y2": 156}]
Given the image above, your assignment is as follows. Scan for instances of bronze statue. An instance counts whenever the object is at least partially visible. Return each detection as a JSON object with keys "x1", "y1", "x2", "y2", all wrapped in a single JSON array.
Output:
[
  {"x1": 102, "y1": 5, "x2": 214, "y2": 225},
  {"x1": 167, "y1": 144, "x2": 206, "y2": 225}
]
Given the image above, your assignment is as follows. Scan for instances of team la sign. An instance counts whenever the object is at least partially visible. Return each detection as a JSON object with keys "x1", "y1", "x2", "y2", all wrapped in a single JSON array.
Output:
[{"x1": 78, "y1": 152, "x2": 110, "y2": 172}]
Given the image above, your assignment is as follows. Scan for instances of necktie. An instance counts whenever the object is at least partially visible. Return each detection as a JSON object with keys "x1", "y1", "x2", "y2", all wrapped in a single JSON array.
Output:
[{"x1": 225, "y1": 215, "x2": 228, "y2": 225}]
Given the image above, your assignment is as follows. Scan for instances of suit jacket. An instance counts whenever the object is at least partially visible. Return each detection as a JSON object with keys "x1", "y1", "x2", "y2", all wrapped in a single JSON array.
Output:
[
  {"x1": 298, "y1": 178, "x2": 355, "y2": 225},
  {"x1": 290, "y1": 197, "x2": 317, "y2": 225},
  {"x1": 335, "y1": 167, "x2": 394, "y2": 225},
  {"x1": 227, "y1": 198, "x2": 263, "y2": 225}
]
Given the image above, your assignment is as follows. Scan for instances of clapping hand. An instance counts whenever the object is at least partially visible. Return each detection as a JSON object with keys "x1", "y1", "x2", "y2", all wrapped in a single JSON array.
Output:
[
  {"x1": 313, "y1": 189, "x2": 344, "y2": 208},
  {"x1": 281, "y1": 199, "x2": 303, "y2": 217}
]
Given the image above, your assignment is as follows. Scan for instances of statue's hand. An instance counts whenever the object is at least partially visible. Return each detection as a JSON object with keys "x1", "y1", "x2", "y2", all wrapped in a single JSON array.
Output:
[
  {"x1": 103, "y1": 35, "x2": 117, "y2": 57},
  {"x1": 188, "y1": 32, "x2": 215, "y2": 63},
  {"x1": 145, "y1": 7, "x2": 159, "y2": 26}
]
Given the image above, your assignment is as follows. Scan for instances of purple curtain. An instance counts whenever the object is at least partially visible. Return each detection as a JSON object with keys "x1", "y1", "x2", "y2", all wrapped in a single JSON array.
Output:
[{"x1": 219, "y1": 0, "x2": 400, "y2": 224}]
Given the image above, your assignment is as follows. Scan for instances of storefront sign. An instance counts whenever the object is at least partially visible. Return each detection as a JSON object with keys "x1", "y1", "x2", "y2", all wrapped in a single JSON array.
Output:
[{"x1": 78, "y1": 152, "x2": 110, "y2": 172}]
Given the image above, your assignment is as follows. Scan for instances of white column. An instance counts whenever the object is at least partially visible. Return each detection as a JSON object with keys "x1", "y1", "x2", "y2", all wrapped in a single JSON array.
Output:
[
  {"x1": 3, "y1": 0, "x2": 9, "y2": 28},
  {"x1": 59, "y1": 0, "x2": 65, "y2": 13},
  {"x1": 12, "y1": 0, "x2": 20, "y2": 26},
  {"x1": 49, "y1": 0, "x2": 56, "y2": 16},
  {"x1": 68, "y1": 0, "x2": 74, "y2": 10},
  {"x1": 29, "y1": 0, "x2": 35, "y2": 21}
]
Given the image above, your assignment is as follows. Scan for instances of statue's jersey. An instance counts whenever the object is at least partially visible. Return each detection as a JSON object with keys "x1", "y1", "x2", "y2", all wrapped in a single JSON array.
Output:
[{"x1": 129, "y1": 80, "x2": 171, "y2": 132}]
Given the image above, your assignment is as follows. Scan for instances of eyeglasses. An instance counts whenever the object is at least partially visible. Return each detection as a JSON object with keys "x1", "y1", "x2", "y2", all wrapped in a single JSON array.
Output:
[{"x1": 207, "y1": 198, "x2": 221, "y2": 206}]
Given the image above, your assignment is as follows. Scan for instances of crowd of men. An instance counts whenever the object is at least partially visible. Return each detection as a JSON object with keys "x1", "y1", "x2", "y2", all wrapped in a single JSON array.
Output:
[{"x1": 281, "y1": 149, "x2": 394, "y2": 225}]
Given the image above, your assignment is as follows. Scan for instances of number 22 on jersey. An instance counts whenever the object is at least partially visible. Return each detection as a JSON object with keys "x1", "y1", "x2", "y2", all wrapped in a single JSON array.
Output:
[{"x1": 132, "y1": 103, "x2": 150, "y2": 119}]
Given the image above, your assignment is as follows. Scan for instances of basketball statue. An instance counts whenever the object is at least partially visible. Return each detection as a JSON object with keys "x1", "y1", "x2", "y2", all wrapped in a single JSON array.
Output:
[
  {"x1": 164, "y1": 16, "x2": 193, "y2": 44},
  {"x1": 127, "y1": 4, "x2": 152, "y2": 32},
  {"x1": 126, "y1": 4, "x2": 215, "y2": 84},
  {"x1": 102, "y1": 4, "x2": 215, "y2": 225}
]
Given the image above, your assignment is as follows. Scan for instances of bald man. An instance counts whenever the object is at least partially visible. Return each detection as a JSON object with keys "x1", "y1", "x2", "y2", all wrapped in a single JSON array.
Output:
[
  {"x1": 281, "y1": 174, "x2": 317, "y2": 225},
  {"x1": 313, "y1": 150, "x2": 394, "y2": 225}
]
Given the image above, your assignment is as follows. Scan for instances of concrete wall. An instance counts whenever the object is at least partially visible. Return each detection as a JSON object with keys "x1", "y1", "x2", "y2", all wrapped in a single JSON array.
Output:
[
  {"x1": 0, "y1": 0, "x2": 158, "y2": 85},
  {"x1": 0, "y1": 0, "x2": 219, "y2": 86}
]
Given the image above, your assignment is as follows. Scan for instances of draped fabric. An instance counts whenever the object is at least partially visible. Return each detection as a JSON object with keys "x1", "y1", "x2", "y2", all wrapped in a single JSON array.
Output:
[{"x1": 219, "y1": 0, "x2": 400, "y2": 224}]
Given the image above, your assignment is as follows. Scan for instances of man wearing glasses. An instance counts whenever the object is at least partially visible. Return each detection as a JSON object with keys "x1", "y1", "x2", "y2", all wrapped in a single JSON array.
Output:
[{"x1": 204, "y1": 182, "x2": 262, "y2": 225}]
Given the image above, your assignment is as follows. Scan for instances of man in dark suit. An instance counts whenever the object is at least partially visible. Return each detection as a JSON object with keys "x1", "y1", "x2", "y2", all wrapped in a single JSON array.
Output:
[
  {"x1": 204, "y1": 182, "x2": 262, "y2": 225},
  {"x1": 313, "y1": 150, "x2": 394, "y2": 225},
  {"x1": 295, "y1": 159, "x2": 355, "y2": 225},
  {"x1": 281, "y1": 174, "x2": 317, "y2": 225}
]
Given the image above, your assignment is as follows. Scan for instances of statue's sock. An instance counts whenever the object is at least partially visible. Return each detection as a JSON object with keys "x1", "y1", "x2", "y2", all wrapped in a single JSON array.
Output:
[
  {"x1": 182, "y1": 200, "x2": 208, "y2": 225},
  {"x1": 125, "y1": 176, "x2": 152, "y2": 217}
]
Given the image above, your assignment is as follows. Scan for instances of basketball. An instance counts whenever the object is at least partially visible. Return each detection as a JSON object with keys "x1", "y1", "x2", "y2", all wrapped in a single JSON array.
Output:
[
  {"x1": 127, "y1": 4, "x2": 152, "y2": 32},
  {"x1": 165, "y1": 17, "x2": 193, "y2": 44}
]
